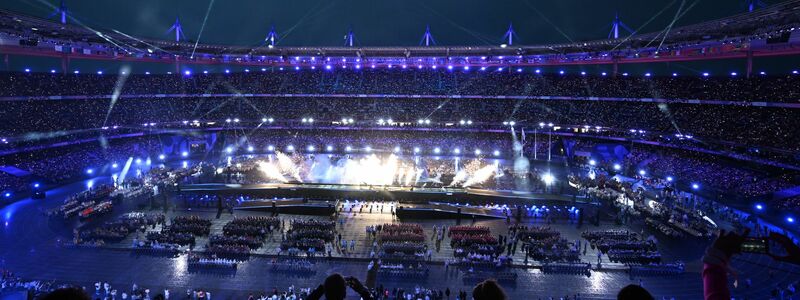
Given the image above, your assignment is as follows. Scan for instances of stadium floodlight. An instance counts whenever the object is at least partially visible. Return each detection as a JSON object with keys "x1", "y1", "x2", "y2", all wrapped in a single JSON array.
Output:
[
  {"x1": 547, "y1": 122, "x2": 553, "y2": 127},
  {"x1": 493, "y1": 150, "x2": 500, "y2": 157},
  {"x1": 672, "y1": 73, "x2": 678, "y2": 77},
  {"x1": 233, "y1": 118, "x2": 240, "y2": 123},
  {"x1": 460, "y1": 120, "x2": 466, "y2": 125},
  {"x1": 731, "y1": 72, "x2": 737, "y2": 76},
  {"x1": 184, "y1": 70, "x2": 191, "y2": 75},
  {"x1": 474, "y1": 149, "x2": 481, "y2": 155},
  {"x1": 302, "y1": 118, "x2": 308, "y2": 123},
  {"x1": 601, "y1": 72, "x2": 607, "y2": 76},
  {"x1": 467, "y1": 120, "x2": 473, "y2": 125},
  {"x1": 308, "y1": 118, "x2": 314, "y2": 123},
  {"x1": 262, "y1": 118, "x2": 268, "y2": 122},
  {"x1": 268, "y1": 118, "x2": 274, "y2": 123},
  {"x1": 433, "y1": 147, "x2": 441, "y2": 154},
  {"x1": 225, "y1": 69, "x2": 230, "y2": 74},
  {"x1": 50, "y1": 70, "x2": 56, "y2": 73},
  {"x1": 503, "y1": 122, "x2": 509, "y2": 126},
  {"x1": 559, "y1": 70, "x2": 565, "y2": 75},
  {"x1": 509, "y1": 121, "x2": 516, "y2": 126},
  {"x1": 226, "y1": 118, "x2": 232, "y2": 123},
  {"x1": 24, "y1": 68, "x2": 30, "y2": 73},
  {"x1": 424, "y1": 119, "x2": 431, "y2": 124},
  {"x1": 97, "y1": 71, "x2": 103, "y2": 75},
  {"x1": 307, "y1": 145, "x2": 315, "y2": 152},
  {"x1": 539, "y1": 122, "x2": 545, "y2": 127},
  {"x1": 644, "y1": 73, "x2": 651, "y2": 77},
  {"x1": 325, "y1": 145, "x2": 334, "y2": 152},
  {"x1": 580, "y1": 71, "x2": 586, "y2": 75},
  {"x1": 247, "y1": 146, "x2": 254, "y2": 152},
  {"x1": 453, "y1": 148, "x2": 461, "y2": 154},
  {"x1": 418, "y1": 119, "x2": 424, "y2": 124},
  {"x1": 267, "y1": 145, "x2": 275, "y2": 151}
]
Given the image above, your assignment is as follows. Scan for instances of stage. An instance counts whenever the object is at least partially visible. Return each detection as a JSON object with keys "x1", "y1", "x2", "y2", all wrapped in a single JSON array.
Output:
[{"x1": 177, "y1": 182, "x2": 593, "y2": 207}]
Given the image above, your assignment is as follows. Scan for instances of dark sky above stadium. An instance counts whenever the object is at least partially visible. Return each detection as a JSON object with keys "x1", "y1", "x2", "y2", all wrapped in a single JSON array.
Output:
[
  {"x1": 1, "y1": 0, "x2": 758, "y2": 46},
  {"x1": 2, "y1": 0, "x2": 798, "y2": 74}
]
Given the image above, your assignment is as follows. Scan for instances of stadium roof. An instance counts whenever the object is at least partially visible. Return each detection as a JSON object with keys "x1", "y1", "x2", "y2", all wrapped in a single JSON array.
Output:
[{"x1": 0, "y1": 0, "x2": 799, "y2": 66}]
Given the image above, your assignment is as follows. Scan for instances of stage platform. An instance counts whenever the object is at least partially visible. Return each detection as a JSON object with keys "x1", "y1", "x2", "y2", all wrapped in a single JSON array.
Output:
[{"x1": 177, "y1": 182, "x2": 592, "y2": 206}]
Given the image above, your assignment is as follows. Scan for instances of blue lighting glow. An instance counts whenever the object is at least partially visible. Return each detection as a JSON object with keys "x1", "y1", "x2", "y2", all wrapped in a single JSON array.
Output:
[
  {"x1": 182, "y1": 151, "x2": 189, "y2": 157},
  {"x1": 638, "y1": 170, "x2": 646, "y2": 176},
  {"x1": 755, "y1": 204, "x2": 764, "y2": 210},
  {"x1": 692, "y1": 183, "x2": 700, "y2": 190},
  {"x1": 666, "y1": 176, "x2": 673, "y2": 182},
  {"x1": 702, "y1": 72, "x2": 709, "y2": 77},
  {"x1": 493, "y1": 150, "x2": 500, "y2": 157},
  {"x1": 86, "y1": 168, "x2": 94, "y2": 175},
  {"x1": 613, "y1": 164, "x2": 621, "y2": 171},
  {"x1": 788, "y1": 217, "x2": 795, "y2": 223}
]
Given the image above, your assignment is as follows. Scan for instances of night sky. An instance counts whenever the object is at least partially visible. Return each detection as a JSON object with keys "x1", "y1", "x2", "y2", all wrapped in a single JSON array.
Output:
[{"x1": 1, "y1": 0, "x2": 799, "y2": 74}]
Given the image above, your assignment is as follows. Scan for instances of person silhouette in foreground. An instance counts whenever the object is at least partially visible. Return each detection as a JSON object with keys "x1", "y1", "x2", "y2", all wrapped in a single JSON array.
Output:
[
  {"x1": 307, "y1": 273, "x2": 373, "y2": 300},
  {"x1": 472, "y1": 279, "x2": 508, "y2": 300},
  {"x1": 41, "y1": 287, "x2": 91, "y2": 300},
  {"x1": 617, "y1": 284, "x2": 653, "y2": 300}
]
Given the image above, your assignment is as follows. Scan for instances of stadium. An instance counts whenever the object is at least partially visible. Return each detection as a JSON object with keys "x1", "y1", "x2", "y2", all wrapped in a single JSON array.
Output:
[{"x1": 1, "y1": 0, "x2": 800, "y2": 299}]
